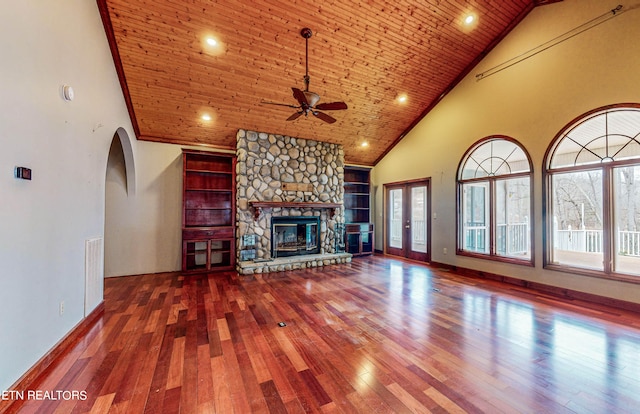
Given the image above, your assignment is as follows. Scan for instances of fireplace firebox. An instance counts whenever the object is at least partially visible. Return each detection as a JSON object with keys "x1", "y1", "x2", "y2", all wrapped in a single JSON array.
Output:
[{"x1": 271, "y1": 216, "x2": 320, "y2": 258}]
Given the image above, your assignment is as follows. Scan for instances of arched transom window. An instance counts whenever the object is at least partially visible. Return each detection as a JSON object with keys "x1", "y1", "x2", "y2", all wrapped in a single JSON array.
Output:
[
  {"x1": 457, "y1": 137, "x2": 533, "y2": 264},
  {"x1": 545, "y1": 105, "x2": 640, "y2": 280}
]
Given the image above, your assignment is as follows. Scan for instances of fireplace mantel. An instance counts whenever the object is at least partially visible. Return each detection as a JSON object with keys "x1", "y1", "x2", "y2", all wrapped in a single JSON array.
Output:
[{"x1": 249, "y1": 201, "x2": 341, "y2": 220}]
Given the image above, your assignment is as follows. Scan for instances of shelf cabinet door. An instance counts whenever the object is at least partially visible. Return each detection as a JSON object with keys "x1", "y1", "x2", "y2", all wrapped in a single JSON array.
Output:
[
  {"x1": 184, "y1": 240, "x2": 210, "y2": 271},
  {"x1": 345, "y1": 224, "x2": 374, "y2": 256},
  {"x1": 361, "y1": 231, "x2": 374, "y2": 254},
  {"x1": 209, "y1": 239, "x2": 232, "y2": 269},
  {"x1": 346, "y1": 233, "x2": 361, "y2": 254},
  {"x1": 183, "y1": 238, "x2": 234, "y2": 271}
]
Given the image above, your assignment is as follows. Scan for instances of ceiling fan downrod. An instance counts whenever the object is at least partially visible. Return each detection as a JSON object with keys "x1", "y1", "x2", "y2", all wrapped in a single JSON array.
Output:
[{"x1": 301, "y1": 28, "x2": 312, "y2": 92}]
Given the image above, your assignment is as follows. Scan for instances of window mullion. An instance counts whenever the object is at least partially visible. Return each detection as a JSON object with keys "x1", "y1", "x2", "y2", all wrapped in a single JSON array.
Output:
[
  {"x1": 490, "y1": 179, "x2": 496, "y2": 256},
  {"x1": 603, "y1": 166, "x2": 613, "y2": 274}
]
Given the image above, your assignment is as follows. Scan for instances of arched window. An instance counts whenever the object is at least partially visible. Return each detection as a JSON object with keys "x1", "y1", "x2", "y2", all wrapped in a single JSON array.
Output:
[
  {"x1": 457, "y1": 136, "x2": 533, "y2": 264},
  {"x1": 545, "y1": 105, "x2": 640, "y2": 280}
]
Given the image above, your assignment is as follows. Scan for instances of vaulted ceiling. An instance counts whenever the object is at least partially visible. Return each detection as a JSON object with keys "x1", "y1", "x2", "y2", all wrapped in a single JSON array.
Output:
[{"x1": 97, "y1": 0, "x2": 559, "y2": 165}]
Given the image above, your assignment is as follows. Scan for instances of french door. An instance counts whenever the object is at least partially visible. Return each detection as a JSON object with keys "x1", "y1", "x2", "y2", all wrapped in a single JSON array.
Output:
[{"x1": 384, "y1": 179, "x2": 431, "y2": 262}]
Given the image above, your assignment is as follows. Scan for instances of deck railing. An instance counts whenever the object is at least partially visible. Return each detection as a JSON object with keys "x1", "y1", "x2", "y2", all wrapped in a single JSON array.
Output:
[
  {"x1": 412, "y1": 219, "x2": 426, "y2": 243},
  {"x1": 555, "y1": 228, "x2": 640, "y2": 257},
  {"x1": 419, "y1": 220, "x2": 640, "y2": 257},
  {"x1": 496, "y1": 223, "x2": 529, "y2": 255},
  {"x1": 464, "y1": 225, "x2": 488, "y2": 253},
  {"x1": 619, "y1": 230, "x2": 640, "y2": 256},
  {"x1": 390, "y1": 219, "x2": 402, "y2": 245},
  {"x1": 390, "y1": 219, "x2": 427, "y2": 246},
  {"x1": 462, "y1": 222, "x2": 529, "y2": 255}
]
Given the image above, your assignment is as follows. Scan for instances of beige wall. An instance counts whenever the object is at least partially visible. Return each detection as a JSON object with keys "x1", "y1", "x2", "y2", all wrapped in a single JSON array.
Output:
[
  {"x1": 0, "y1": 0, "x2": 136, "y2": 390},
  {"x1": 0, "y1": 0, "x2": 199, "y2": 391},
  {"x1": 105, "y1": 140, "x2": 184, "y2": 277},
  {"x1": 372, "y1": 0, "x2": 640, "y2": 303}
]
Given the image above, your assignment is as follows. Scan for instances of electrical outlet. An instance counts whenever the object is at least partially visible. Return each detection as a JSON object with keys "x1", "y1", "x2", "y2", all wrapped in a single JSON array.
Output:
[
  {"x1": 59, "y1": 301, "x2": 65, "y2": 316},
  {"x1": 443, "y1": 248, "x2": 448, "y2": 255}
]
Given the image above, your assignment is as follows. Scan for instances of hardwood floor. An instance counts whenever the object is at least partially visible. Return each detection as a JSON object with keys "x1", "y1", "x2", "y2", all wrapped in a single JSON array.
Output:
[{"x1": 8, "y1": 256, "x2": 640, "y2": 413}]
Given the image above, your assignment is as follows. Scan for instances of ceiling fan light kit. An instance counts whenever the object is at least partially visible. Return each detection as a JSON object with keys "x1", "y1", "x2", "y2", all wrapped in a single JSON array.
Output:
[{"x1": 263, "y1": 27, "x2": 348, "y2": 124}]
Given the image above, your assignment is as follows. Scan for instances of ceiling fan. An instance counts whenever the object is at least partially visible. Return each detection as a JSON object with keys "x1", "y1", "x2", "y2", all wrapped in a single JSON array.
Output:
[{"x1": 262, "y1": 28, "x2": 348, "y2": 124}]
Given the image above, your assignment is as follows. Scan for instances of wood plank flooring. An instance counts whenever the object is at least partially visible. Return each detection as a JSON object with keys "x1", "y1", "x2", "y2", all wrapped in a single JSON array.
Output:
[{"x1": 8, "y1": 256, "x2": 640, "y2": 413}]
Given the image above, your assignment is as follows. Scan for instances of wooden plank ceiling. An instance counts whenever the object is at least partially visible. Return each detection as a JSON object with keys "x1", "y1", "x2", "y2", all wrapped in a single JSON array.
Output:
[{"x1": 98, "y1": 0, "x2": 555, "y2": 165}]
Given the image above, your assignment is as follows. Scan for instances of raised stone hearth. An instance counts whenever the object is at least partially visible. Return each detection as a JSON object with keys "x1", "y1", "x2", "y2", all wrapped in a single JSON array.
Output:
[
  {"x1": 236, "y1": 129, "x2": 347, "y2": 273},
  {"x1": 236, "y1": 252, "x2": 352, "y2": 275}
]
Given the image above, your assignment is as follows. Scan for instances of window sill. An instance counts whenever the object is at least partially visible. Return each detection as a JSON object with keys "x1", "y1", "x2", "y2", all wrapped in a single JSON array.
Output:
[
  {"x1": 457, "y1": 250, "x2": 534, "y2": 267},
  {"x1": 544, "y1": 263, "x2": 640, "y2": 284}
]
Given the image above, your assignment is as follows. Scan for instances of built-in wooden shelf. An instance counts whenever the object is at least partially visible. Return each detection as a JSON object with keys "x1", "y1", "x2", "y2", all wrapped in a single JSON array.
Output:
[
  {"x1": 249, "y1": 201, "x2": 341, "y2": 220},
  {"x1": 344, "y1": 166, "x2": 373, "y2": 256},
  {"x1": 182, "y1": 150, "x2": 236, "y2": 272}
]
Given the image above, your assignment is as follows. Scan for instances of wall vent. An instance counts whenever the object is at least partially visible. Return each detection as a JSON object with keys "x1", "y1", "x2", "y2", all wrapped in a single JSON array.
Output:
[{"x1": 85, "y1": 237, "x2": 104, "y2": 315}]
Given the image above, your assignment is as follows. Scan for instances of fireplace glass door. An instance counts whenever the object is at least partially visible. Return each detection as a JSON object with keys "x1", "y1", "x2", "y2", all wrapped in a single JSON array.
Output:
[
  {"x1": 306, "y1": 222, "x2": 318, "y2": 251},
  {"x1": 276, "y1": 224, "x2": 299, "y2": 251},
  {"x1": 271, "y1": 217, "x2": 321, "y2": 258}
]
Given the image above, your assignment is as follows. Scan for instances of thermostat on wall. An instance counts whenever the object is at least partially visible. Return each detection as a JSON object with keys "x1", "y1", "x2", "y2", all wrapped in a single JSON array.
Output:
[{"x1": 15, "y1": 166, "x2": 32, "y2": 180}]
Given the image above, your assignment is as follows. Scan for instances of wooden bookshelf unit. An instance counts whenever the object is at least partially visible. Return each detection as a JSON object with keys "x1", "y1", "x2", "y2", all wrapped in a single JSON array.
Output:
[
  {"x1": 343, "y1": 166, "x2": 374, "y2": 256},
  {"x1": 182, "y1": 150, "x2": 236, "y2": 272}
]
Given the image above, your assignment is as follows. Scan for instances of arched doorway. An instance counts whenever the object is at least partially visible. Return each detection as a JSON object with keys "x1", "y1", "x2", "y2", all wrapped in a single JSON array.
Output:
[{"x1": 104, "y1": 127, "x2": 136, "y2": 277}]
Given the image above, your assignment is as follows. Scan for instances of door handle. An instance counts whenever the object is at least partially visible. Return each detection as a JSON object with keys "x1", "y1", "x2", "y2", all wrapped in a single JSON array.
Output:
[{"x1": 405, "y1": 225, "x2": 410, "y2": 229}]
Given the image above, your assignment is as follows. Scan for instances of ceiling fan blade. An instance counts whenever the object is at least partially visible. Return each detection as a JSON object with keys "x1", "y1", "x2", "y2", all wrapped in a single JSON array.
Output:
[
  {"x1": 315, "y1": 101, "x2": 348, "y2": 111},
  {"x1": 313, "y1": 111, "x2": 337, "y2": 124},
  {"x1": 292, "y1": 87, "x2": 308, "y2": 106},
  {"x1": 261, "y1": 100, "x2": 299, "y2": 108},
  {"x1": 286, "y1": 111, "x2": 303, "y2": 121}
]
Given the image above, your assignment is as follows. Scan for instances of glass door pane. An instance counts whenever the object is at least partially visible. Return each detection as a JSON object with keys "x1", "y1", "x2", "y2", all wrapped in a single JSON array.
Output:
[
  {"x1": 495, "y1": 177, "x2": 531, "y2": 259},
  {"x1": 613, "y1": 165, "x2": 640, "y2": 276},
  {"x1": 550, "y1": 170, "x2": 604, "y2": 270},
  {"x1": 411, "y1": 186, "x2": 427, "y2": 253},
  {"x1": 389, "y1": 188, "x2": 403, "y2": 249},
  {"x1": 462, "y1": 183, "x2": 490, "y2": 253}
]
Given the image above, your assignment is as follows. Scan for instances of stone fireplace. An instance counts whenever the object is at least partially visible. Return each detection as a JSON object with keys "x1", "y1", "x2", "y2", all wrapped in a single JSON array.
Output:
[{"x1": 235, "y1": 129, "x2": 351, "y2": 274}]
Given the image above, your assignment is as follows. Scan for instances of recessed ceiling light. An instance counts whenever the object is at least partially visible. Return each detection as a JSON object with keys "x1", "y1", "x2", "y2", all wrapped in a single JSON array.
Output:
[
  {"x1": 361, "y1": 141, "x2": 369, "y2": 148},
  {"x1": 460, "y1": 12, "x2": 478, "y2": 32},
  {"x1": 201, "y1": 34, "x2": 224, "y2": 56},
  {"x1": 201, "y1": 114, "x2": 212, "y2": 121}
]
